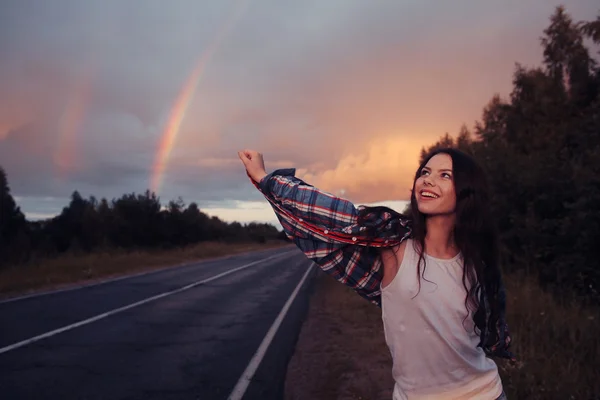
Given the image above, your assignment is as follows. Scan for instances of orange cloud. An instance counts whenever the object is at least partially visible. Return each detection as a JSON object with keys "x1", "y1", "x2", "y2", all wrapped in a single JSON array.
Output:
[
  {"x1": 297, "y1": 134, "x2": 425, "y2": 203},
  {"x1": 191, "y1": 157, "x2": 294, "y2": 170}
]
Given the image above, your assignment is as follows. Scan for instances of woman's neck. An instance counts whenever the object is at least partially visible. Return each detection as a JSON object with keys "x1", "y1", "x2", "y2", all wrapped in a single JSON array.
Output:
[{"x1": 424, "y1": 214, "x2": 458, "y2": 258}]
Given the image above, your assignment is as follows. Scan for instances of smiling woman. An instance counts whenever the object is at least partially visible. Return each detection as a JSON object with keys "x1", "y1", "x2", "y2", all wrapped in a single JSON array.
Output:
[{"x1": 238, "y1": 147, "x2": 513, "y2": 400}]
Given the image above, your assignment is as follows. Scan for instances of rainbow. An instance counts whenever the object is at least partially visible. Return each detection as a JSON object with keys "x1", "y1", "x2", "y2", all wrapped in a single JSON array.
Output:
[
  {"x1": 150, "y1": 0, "x2": 249, "y2": 194},
  {"x1": 54, "y1": 70, "x2": 93, "y2": 179}
]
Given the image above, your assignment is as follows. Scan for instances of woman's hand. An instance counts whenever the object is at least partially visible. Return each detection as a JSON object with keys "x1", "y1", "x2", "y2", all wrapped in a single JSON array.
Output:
[{"x1": 238, "y1": 149, "x2": 267, "y2": 182}]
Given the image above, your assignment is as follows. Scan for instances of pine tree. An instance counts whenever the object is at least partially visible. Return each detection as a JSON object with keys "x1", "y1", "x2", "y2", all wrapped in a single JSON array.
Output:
[{"x1": 0, "y1": 166, "x2": 28, "y2": 266}]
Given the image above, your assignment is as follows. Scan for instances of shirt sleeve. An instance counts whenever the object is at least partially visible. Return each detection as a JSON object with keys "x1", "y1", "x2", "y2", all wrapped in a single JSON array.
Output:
[{"x1": 249, "y1": 168, "x2": 410, "y2": 306}]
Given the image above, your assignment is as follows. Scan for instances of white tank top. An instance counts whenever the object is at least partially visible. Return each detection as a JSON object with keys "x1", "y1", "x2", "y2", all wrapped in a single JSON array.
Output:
[{"x1": 381, "y1": 239, "x2": 503, "y2": 400}]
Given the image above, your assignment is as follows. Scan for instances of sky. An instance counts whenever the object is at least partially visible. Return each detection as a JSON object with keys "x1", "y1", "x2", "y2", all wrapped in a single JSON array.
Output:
[{"x1": 0, "y1": 0, "x2": 598, "y2": 229}]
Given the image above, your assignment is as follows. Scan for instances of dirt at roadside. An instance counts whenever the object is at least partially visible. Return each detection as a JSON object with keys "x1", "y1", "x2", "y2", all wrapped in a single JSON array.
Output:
[
  {"x1": 0, "y1": 241, "x2": 291, "y2": 300},
  {"x1": 284, "y1": 270, "x2": 394, "y2": 400}
]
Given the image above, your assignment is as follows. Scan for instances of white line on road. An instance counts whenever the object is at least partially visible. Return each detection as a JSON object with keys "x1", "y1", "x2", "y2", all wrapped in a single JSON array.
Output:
[
  {"x1": 0, "y1": 251, "x2": 296, "y2": 355},
  {"x1": 227, "y1": 261, "x2": 315, "y2": 400},
  {"x1": 0, "y1": 247, "x2": 295, "y2": 305}
]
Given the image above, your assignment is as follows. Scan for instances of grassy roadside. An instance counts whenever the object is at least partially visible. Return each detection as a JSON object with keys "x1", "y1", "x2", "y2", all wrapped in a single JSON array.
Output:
[
  {"x1": 0, "y1": 240, "x2": 292, "y2": 300},
  {"x1": 285, "y1": 270, "x2": 600, "y2": 400},
  {"x1": 285, "y1": 271, "x2": 394, "y2": 400},
  {"x1": 499, "y1": 272, "x2": 599, "y2": 399}
]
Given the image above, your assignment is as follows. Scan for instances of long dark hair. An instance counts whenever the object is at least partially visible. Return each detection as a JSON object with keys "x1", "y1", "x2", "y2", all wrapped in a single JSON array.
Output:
[{"x1": 358, "y1": 147, "x2": 503, "y2": 347}]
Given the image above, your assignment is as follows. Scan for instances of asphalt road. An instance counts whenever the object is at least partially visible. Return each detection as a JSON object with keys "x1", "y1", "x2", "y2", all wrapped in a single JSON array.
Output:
[{"x1": 0, "y1": 245, "x2": 318, "y2": 400}]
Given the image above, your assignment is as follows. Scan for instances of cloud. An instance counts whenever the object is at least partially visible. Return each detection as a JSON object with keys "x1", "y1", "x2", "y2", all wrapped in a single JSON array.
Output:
[
  {"x1": 1, "y1": 0, "x2": 598, "y2": 221},
  {"x1": 297, "y1": 135, "x2": 425, "y2": 203}
]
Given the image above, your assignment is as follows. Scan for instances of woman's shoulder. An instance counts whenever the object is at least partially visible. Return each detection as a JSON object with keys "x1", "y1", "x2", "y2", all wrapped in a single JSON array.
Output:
[{"x1": 380, "y1": 238, "x2": 410, "y2": 268}]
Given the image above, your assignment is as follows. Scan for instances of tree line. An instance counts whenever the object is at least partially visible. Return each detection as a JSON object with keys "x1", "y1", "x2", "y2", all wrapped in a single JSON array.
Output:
[
  {"x1": 0, "y1": 170, "x2": 286, "y2": 268},
  {"x1": 421, "y1": 6, "x2": 600, "y2": 303}
]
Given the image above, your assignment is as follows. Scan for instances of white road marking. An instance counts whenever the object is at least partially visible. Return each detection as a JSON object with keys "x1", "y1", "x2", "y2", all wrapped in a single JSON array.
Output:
[
  {"x1": 227, "y1": 261, "x2": 315, "y2": 400},
  {"x1": 0, "y1": 247, "x2": 294, "y2": 305},
  {"x1": 0, "y1": 251, "x2": 296, "y2": 355}
]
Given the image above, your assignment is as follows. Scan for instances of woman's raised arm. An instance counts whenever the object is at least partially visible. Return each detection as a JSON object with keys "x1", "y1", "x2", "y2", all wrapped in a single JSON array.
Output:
[{"x1": 238, "y1": 149, "x2": 411, "y2": 306}]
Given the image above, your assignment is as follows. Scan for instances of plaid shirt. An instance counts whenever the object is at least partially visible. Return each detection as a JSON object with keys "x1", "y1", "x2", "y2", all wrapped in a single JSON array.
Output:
[{"x1": 250, "y1": 168, "x2": 514, "y2": 361}]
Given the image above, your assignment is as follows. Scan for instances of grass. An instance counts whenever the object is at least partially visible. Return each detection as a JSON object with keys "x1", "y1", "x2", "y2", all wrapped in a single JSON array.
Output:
[
  {"x1": 499, "y1": 271, "x2": 600, "y2": 399},
  {"x1": 285, "y1": 270, "x2": 600, "y2": 400},
  {"x1": 0, "y1": 240, "x2": 292, "y2": 300},
  {"x1": 285, "y1": 271, "x2": 394, "y2": 400}
]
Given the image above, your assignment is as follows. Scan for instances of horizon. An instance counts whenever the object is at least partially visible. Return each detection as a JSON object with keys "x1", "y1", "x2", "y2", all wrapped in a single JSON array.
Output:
[{"x1": 13, "y1": 193, "x2": 410, "y2": 231}]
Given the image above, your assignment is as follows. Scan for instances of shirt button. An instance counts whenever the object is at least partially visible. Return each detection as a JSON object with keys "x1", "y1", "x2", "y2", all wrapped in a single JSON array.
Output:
[
  {"x1": 385, "y1": 240, "x2": 389, "y2": 244},
  {"x1": 352, "y1": 237, "x2": 357, "y2": 241},
  {"x1": 299, "y1": 218, "x2": 303, "y2": 222},
  {"x1": 324, "y1": 230, "x2": 329, "y2": 234}
]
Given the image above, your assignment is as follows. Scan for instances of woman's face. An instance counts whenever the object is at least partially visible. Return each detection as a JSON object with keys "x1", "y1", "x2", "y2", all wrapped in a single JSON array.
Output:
[{"x1": 414, "y1": 153, "x2": 456, "y2": 215}]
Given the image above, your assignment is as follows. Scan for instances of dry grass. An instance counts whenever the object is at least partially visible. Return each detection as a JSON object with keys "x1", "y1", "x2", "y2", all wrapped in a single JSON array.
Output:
[
  {"x1": 285, "y1": 270, "x2": 600, "y2": 400},
  {"x1": 0, "y1": 240, "x2": 292, "y2": 299},
  {"x1": 285, "y1": 271, "x2": 394, "y2": 400},
  {"x1": 499, "y1": 271, "x2": 600, "y2": 399}
]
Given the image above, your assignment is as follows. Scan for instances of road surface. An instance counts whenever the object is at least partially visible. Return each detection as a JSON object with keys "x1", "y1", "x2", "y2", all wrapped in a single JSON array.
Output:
[{"x1": 0, "y1": 246, "x2": 317, "y2": 400}]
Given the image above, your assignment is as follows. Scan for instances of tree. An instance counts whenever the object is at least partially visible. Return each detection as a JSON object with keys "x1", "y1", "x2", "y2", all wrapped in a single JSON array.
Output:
[
  {"x1": 0, "y1": 166, "x2": 28, "y2": 266},
  {"x1": 455, "y1": 124, "x2": 473, "y2": 155},
  {"x1": 420, "y1": 6, "x2": 600, "y2": 302},
  {"x1": 541, "y1": 5, "x2": 596, "y2": 107}
]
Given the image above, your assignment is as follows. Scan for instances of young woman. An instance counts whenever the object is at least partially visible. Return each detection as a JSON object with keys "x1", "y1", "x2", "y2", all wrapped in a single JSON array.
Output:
[{"x1": 238, "y1": 147, "x2": 514, "y2": 400}]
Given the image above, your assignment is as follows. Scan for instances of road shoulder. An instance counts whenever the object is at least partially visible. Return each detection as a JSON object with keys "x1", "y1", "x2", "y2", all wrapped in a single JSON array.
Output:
[{"x1": 284, "y1": 270, "x2": 394, "y2": 400}]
